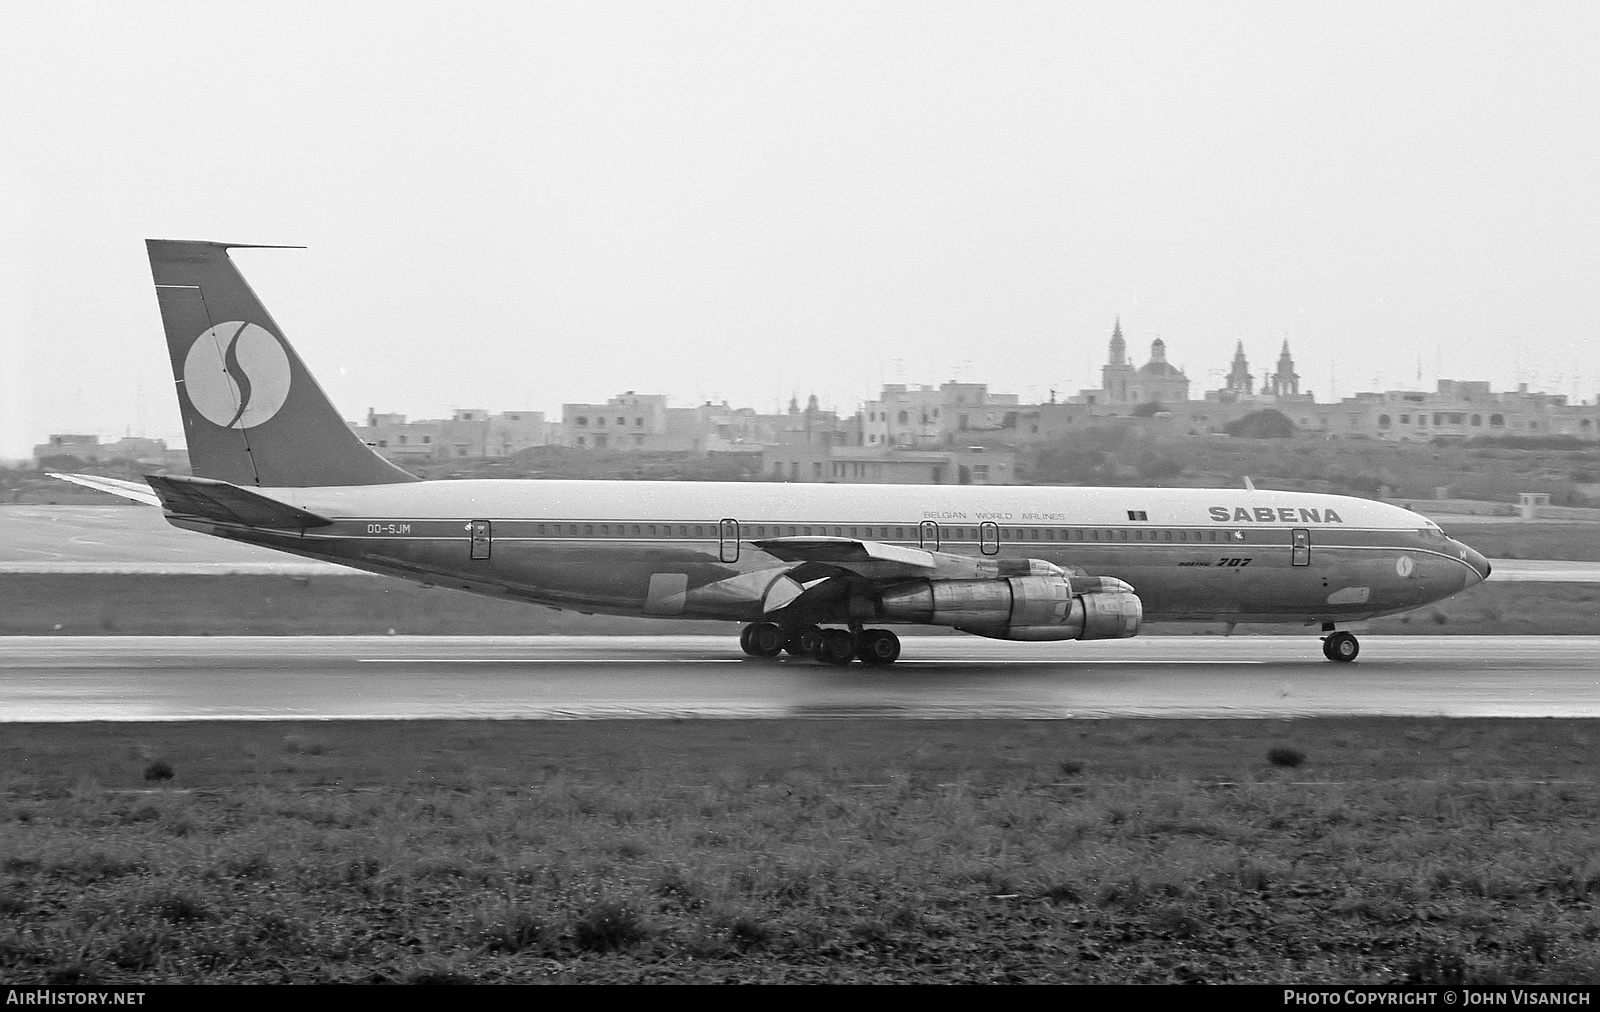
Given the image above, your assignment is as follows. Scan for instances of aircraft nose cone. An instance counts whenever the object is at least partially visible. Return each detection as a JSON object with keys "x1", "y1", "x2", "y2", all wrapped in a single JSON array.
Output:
[{"x1": 1462, "y1": 545, "x2": 1491, "y2": 584}]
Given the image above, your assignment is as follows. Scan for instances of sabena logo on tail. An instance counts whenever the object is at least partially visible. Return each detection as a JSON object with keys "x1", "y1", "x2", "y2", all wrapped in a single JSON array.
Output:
[{"x1": 182, "y1": 322, "x2": 292, "y2": 429}]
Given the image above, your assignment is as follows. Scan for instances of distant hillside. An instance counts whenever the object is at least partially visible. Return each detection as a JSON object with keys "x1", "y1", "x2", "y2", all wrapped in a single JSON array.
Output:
[
  {"x1": 8, "y1": 430, "x2": 1597, "y2": 508},
  {"x1": 1021, "y1": 430, "x2": 1600, "y2": 506}
]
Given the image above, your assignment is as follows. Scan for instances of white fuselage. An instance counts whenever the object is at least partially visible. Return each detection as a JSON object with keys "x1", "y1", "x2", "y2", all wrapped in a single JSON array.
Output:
[{"x1": 178, "y1": 479, "x2": 1489, "y2": 629}]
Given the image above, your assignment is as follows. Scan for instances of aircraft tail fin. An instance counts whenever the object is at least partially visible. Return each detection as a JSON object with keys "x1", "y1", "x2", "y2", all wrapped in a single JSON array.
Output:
[
  {"x1": 144, "y1": 474, "x2": 333, "y2": 530},
  {"x1": 146, "y1": 240, "x2": 418, "y2": 488}
]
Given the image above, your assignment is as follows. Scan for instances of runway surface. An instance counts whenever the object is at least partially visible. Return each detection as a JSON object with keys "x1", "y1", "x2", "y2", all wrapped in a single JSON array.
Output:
[
  {"x1": 2, "y1": 635, "x2": 1595, "y2": 721},
  {"x1": 0, "y1": 506, "x2": 1592, "y2": 579},
  {"x1": 0, "y1": 505, "x2": 360, "y2": 574},
  {"x1": 1, "y1": 506, "x2": 281, "y2": 564},
  {"x1": 1479, "y1": 559, "x2": 1600, "y2": 582}
]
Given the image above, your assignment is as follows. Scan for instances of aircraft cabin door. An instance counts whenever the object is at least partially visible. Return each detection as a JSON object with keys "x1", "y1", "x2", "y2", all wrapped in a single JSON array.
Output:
[
  {"x1": 919, "y1": 521, "x2": 940, "y2": 550},
  {"x1": 470, "y1": 520, "x2": 492, "y2": 561},
  {"x1": 980, "y1": 521, "x2": 1000, "y2": 556},
  {"x1": 719, "y1": 518, "x2": 740, "y2": 563},
  {"x1": 1291, "y1": 528, "x2": 1310, "y2": 567}
]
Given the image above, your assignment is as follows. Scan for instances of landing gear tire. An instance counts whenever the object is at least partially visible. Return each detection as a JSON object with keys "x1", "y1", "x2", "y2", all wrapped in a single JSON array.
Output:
[
  {"x1": 786, "y1": 624, "x2": 822, "y2": 657},
  {"x1": 856, "y1": 629, "x2": 901, "y2": 666},
  {"x1": 816, "y1": 628, "x2": 857, "y2": 666},
  {"x1": 745, "y1": 622, "x2": 786, "y2": 658},
  {"x1": 1322, "y1": 631, "x2": 1359, "y2": 663}
]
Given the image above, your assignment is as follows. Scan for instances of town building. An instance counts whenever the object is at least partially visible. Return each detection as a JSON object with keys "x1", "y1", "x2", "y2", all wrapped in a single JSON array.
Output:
[
  {"x1": 563, "y1": 392, "x2": 673, "y2": 450},
  {"x1": 562, "y1": 392, "x2": 849, "y2": 453},
  {"x1": 1332, "y1": 382, "x2": 1598, "y2": 442},
  {"x1": 31, "y1": 434, "x2": 185, "y2": 469},
  {"x1": 862, "y1": 382, "x2": 1019, "y2": 448},
  {"x1": 351, "y1": 408, "x2": 556, "y2": 462},
  {"x1": 761, "y1": 395, "x2": 848, "y2": 448},
  {"x1": 1006, "y1": 401, "x2": 1115, "y2": 445},
  {"x1": 761, "y1": 442, "x2": 1014, "y2": 485}
]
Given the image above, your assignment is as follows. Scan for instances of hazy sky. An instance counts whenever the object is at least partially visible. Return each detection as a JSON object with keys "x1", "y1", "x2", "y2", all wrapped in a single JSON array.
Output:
[{"x1": 3, "y1": 1, "x2": 1597, "y2": 459}]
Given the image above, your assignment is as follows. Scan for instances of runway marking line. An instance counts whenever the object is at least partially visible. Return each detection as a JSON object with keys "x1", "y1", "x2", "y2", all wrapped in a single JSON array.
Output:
[
  {"x1": 357, "y1": 658, "x2": 744, "y2": 664},
  {"x1": 897, "y1": 659, "x2": 1270, "y2": 666},
  {"x1": 355, "y1": 657, "x2": 1269, "y2": 666}
]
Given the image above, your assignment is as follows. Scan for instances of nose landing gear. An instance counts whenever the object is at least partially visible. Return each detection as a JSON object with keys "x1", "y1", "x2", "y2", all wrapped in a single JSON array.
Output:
[{"x1": 1321, "y1": 630, "x2": 1359, "y2": 663}]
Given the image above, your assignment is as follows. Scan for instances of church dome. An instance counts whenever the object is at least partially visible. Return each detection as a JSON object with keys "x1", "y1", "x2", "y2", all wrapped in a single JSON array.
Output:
[
  {"x1": 1138, "y1": 337, "x2": 1183, "y2": 376},
  {"x1": 1138, "y1": 359, "x2": 1184, "y2": 377}
]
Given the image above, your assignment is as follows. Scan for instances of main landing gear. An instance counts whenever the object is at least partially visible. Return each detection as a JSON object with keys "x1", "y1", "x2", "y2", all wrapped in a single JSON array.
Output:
[
  {"x1": 738, "y1": 622, "x2": 900, "y2": 666},
  {"x1": 738, "y1": 622, "x2": 786, "y2": 657},
  {"x1": 1321, "y1": 630, "x2": 1359, "y2": 663}
]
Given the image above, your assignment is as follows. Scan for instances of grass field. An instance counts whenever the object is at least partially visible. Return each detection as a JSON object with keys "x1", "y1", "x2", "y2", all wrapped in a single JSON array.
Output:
[
  {"x1": 2, "y1": 719, "x2": 1597, "y2": 984},
  {"x1": 1363, "y1": 581, "x2": 1600, "y2": 636},
  {"x1": 1441, "y1": 523, "x2": 1600, "y2": 562}
]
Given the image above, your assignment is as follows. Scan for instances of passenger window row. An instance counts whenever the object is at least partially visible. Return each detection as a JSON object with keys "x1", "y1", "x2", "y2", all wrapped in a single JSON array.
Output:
[{"x1": 525, "y1": 524, "x2": 1254, "y2": 543}]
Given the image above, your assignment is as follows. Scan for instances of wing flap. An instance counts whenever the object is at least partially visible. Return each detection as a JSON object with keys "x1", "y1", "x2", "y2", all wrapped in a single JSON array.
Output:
[
  {"x1": 754, "y1": 537, "x2": 1050, "y2": 583},
  {"x1": 753, "y1": 537, "x2": 935, "y2": 566},
  {"x1": 752, "y1": 536, "x2": 938, "y2": 580},
  {"x1": 143, "y1": 474, "x2": 332, "y2": 530}
]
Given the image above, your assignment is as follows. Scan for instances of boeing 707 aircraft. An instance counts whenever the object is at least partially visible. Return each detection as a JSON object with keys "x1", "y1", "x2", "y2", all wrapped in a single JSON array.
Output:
[{"x1": 57, "y1": 240, "x2": 1492, "y2": 665}]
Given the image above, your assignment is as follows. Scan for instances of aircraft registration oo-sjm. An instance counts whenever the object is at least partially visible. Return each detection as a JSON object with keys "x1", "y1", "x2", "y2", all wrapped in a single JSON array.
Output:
[{"x1": 57, "y1": 240, "x2": 1493, "y2": 666}]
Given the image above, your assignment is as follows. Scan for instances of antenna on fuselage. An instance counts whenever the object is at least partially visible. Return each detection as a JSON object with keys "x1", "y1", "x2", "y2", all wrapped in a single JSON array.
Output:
[{"x1": 1243, "y1": 476, "x2": 1257, "y2": 491}]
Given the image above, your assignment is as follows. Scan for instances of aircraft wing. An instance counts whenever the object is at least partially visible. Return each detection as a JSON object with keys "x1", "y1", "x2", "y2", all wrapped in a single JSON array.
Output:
[
  {"x1": 752, "y1": 536, "x2": 939, "y2": 581},
  {"x1": 49, "y1": 473, "x2": 163, "y2": 507},
  {"x1": 143, "y1": 474, "x2": 333, "y2": 530}
]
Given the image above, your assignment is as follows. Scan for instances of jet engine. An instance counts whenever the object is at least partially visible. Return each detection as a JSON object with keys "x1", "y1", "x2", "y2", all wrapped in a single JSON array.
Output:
[{"x1": 875, "y1": 572, "x2": 1142, "y2": 641}]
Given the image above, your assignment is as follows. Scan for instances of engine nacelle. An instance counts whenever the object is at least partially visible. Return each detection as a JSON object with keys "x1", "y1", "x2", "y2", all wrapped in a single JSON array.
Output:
[
  {"x1": 876, "y1": 574, "x2": 1142, "y2": 641},
  {"x1": 997, "y1": 583, "x2": 1143, "y2": 641}
]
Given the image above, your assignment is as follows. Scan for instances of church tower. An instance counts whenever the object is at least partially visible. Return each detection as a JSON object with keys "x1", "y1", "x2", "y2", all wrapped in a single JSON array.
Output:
[
  {"x1": 1267, "y1": 340, "x2": 1299, "y2": 397},
  {"x1": 1222, "y1": 340, "x2": 1253, "y2": 400},
  {"x1": 1101, "y1": 319, "x2": 1133, "y2": 403}
]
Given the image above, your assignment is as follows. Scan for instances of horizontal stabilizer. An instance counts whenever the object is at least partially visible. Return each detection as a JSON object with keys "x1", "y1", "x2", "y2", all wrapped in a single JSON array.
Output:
[
  {"x1": 144, "y1": 474, "x2": 332, "y2": 530},
  {"x1": 49, "y1": 473, "x2": 163, "y2": 507}
]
